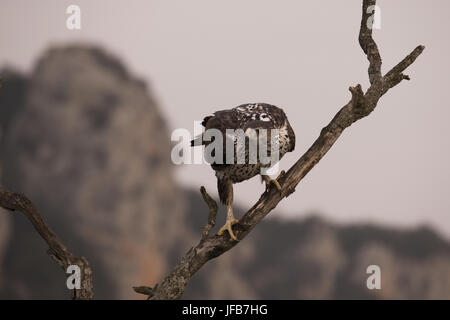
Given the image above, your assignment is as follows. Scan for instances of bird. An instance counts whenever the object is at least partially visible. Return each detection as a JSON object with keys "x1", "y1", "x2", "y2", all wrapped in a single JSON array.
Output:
[{"x1": 191, "y1": 103, "x2": 295, "y2": 241}]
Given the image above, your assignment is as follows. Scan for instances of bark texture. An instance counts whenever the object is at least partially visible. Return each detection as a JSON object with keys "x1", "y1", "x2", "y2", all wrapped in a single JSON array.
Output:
[{"x1": 0, "y1": 188, "x2": 94, "y2": 299}]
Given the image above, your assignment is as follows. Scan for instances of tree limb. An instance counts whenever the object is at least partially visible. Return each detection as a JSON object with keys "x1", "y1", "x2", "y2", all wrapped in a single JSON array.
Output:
[
  {"x1": 200, "y1": 186, "x2": 218, "y2": 242},
  {"x1": 135, "y1": 0, "x2": 425, "y2": 300},
  {"x1": 359, "y1": 0, "x2": 382, "y2": 84},
  {"x1": 0, "y1": 188, "x2": 94, "y2": 299}
]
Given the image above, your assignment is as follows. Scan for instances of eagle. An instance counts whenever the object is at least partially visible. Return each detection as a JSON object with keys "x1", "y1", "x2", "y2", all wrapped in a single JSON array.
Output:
[{"x1": 191, "y1": 103, "x2": 295, "y2": 241}]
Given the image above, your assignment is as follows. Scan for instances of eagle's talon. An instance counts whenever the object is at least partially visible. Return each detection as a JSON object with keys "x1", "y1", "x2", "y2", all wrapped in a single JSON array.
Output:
[
  {"x1": 277, "y1": 170, "x2": 286, "y2": 180},
  {"x1": 263, "y1": 175, "x2": 283, "y2": 192},
  {"x1": 218, "y1": 219, "x2": 239, "y2": 241},
  {"x1": 271, "y1": 179, "x2": 282, "y2": 191}
]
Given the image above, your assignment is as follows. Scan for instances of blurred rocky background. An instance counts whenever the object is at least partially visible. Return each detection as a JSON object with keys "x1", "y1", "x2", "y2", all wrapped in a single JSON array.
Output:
[{"x1": 0, "y1": 45, "x2": 449, "y2": 299}]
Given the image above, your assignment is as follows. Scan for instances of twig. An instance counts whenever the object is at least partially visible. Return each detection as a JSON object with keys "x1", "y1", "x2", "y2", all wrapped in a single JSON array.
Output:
[
  {"x1": 133, "y1": 285, "x2": 157, "y2": 298},
  {"x1": 359, "y1": 0, "x2": 382, "y2": 84},
  {"x1": 200, "y1": 186, "x2": 218, "y2": 241}
]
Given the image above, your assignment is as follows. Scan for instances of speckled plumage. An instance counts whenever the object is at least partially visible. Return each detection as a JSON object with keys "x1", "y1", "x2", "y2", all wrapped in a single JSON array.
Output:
[{"x1": 193, "y1": 103, "x2": 296, "y2": 204}]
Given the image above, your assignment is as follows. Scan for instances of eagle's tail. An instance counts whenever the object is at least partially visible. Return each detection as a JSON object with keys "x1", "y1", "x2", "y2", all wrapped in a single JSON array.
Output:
[
  {"x1": 190, "y1": 134, "x2": 203, "y2": 147},
  {"x1": 191, "y1": 115, "x2": 214, "y2": 146}
]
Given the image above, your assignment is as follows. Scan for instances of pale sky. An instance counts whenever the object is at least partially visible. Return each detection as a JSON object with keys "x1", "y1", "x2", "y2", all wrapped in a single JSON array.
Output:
[{"x1": 1, "y1": 1, "x2": 449, "y2": 237}]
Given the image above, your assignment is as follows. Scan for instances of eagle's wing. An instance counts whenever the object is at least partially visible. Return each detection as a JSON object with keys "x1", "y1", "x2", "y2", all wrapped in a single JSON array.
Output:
[
  {"x1": 190, "y1": 103, "x2": 290, "y2": 168},
  {"x1": 206, "y1": 109, "x2": 240, "y2": 170},
  {"x1": 190, "y1": 109, "x2": 238, "y2": 145}
]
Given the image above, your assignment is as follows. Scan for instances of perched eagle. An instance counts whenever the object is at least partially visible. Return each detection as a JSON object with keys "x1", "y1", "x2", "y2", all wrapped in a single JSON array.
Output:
[{"x1": 191, "y1": 103, "x2": 295, "y2": 240}]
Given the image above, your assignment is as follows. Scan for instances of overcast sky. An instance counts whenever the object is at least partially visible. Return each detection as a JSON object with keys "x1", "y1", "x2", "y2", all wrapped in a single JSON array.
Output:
[{"x1": 1, "y1": 0, "x2": 449, "y2": 237}]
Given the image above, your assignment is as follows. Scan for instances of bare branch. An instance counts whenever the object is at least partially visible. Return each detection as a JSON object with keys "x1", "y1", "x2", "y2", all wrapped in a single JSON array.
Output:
[
  {"x1": 133, "y1": 285, "x2": 156, "y2": 298},
  {"x1": 385, "y1": 45, "x2": 425, "y2": 79},
  {"x1": 137, "y1": 0, "x2": 424, "y2": 300},
  {"x1": 0, "y1": 188, "x2": 94, "y2": 299},
  {"x1": 200, "y1": 186, "x2": 218, "y2": 241},
  {"x1": 359, "y1": 0, "x2": 382, "y2": 84},
  {"x1": 383, "y1": 45, "x2": 425, "y2": 91}
]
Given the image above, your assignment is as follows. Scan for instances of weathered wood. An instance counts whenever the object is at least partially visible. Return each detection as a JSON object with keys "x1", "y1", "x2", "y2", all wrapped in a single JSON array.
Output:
[{"x1": 0, "y1": 188, "x2": 94, "y2": 299}]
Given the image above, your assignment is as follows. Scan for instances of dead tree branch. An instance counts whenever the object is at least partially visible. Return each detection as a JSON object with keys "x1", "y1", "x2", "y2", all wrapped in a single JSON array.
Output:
[
  {"x1": 135, "y1": 0, "x2": 424, "y2": 299},
  {"x1": 200, "y1": 186, "x2": 218, "y2": 242},
  {"x1": 0, "y1": 188, "x2": 94, "y2": 299}
]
